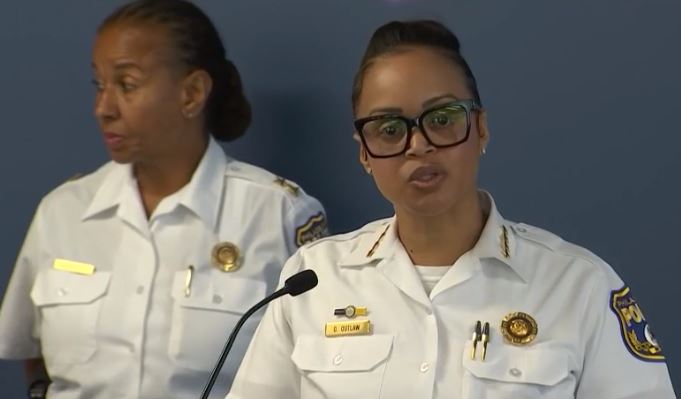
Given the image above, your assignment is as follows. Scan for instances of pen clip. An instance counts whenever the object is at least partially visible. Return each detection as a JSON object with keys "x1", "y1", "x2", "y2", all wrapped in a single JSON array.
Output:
[
  {"x1": 481, "y1": 322, "x2": 490, "y2": 361},
  {"x1": 184, "y1": 265, "x2": 194, "y2": 297},
  {"x1": 471, "y1": 320, "x2": 482, "y2": 360}
]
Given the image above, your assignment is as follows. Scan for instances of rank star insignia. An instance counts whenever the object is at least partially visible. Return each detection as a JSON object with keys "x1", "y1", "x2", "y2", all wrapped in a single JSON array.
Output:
[{"x1": 274, "y1": 176, "x2": 300, "y2": 196}]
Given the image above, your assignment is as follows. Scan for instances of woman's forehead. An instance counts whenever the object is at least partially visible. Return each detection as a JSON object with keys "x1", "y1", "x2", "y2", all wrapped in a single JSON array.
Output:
[
  {"x1": 93, "y1": 23, "x2": 177, "y2": 71},
  {"x1": 357, "y1": 48, "x2": 470, "y2": 114}
]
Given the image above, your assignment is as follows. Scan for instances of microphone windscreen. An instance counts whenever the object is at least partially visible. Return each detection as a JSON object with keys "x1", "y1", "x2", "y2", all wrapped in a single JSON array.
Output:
[{"x1": 284, "y1": 269, "x2": 318, "y2": 297}]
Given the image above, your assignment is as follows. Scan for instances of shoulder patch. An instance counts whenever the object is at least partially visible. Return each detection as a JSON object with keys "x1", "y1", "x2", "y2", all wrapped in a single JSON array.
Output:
[
  {"x1": 295, "y1": 212, "x2": 328, "y2": 247},
  {"x1": 610, "y1": 285, "x2": 665, "y2": 362}
]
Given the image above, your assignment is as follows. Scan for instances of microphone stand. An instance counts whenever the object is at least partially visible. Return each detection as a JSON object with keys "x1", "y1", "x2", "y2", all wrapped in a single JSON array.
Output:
[{"x1": 199, "y1": 289, "x2": 287, "y2": 399}]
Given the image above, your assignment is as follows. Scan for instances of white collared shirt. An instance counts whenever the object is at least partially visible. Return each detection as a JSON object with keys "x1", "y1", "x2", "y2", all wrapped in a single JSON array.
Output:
[
  {"x1": 227, "y1": 194, "x2": 676, "y2": 399},
  {"x1": 0, "y1": 137, "x2": 327, "y2": 399},
  {"x1": 414, "y1": 266, "x2": 451, "y2": 295}
]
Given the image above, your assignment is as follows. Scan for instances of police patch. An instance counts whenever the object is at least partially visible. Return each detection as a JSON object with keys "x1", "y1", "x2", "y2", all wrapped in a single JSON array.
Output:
[
  {"x1": 610, "y1": 285, "x2": 664, "y2": 362},
  {"x1": 295, "y1": 212, "x2": 328, "y2": 247}
]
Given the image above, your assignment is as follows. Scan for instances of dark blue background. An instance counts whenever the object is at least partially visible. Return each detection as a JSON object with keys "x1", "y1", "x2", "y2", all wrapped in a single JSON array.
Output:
[{"x1": 0, "y1": 0, "x2": 678, "y2": 395}]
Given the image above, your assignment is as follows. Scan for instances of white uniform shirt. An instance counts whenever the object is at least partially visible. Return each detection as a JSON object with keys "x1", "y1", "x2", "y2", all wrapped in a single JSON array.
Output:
[
  {"x1": 227, "y1": 194, "x2": 676, "y2": 399},
  {"x1": 0, "y1": 137, "x2": 327, "y2": 399}
]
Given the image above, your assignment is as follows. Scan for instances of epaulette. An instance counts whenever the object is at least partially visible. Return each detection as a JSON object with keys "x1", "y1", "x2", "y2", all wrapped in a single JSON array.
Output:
[
  {"x1": 305, "y1": 218, "x2": 390, "y2": 250},
  {"x1": 65, "y1": 173, "x2": 84, "y2": 183},
  {"x1": 224, "y1": 160, "x2": 301, "y2": 197},
  {"x1": 511, "y1": 222, "x2": 602, "y2": 263},
  {"x1": 510, "y1": 223, "x2": 564, "y2": 251}
]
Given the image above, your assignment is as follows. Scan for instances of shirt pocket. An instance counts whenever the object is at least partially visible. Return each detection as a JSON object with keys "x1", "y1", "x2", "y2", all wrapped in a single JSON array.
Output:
[
  {"x1": 168, "y1": 270, "x2": 267, "y2": 371},
  {"x1": 291, "y1": 334, "x2": 394, "y2": 399},
  {"x1": 30, "y1": 269, "x2": 111, "y2": 365},
  {"x1": 461, "y1": 340, "x2": 574, "y2": 399}
]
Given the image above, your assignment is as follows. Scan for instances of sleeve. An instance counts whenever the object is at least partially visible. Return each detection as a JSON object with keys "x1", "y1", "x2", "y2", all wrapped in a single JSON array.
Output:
[
  {"x1": 226, "y1": 251, "x2": 304, "y2": 399},
  {"x1": 283, "y1": 191, "x2": 328, "y2": 254},
  {"x1": 0, "y1": 203, "x2": 45, "y2": 359},
  {"x1": 575, "y1": 267, "x2": 677, "y2": 398}
]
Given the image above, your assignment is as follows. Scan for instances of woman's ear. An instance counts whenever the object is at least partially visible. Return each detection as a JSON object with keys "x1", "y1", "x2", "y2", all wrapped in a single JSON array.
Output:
[
  {"x1": 477, "y1": 110, "x2": 490, "y2": 154},
  {"x1": 354, "y1": 132, "x2": 372, "y2": 174},
  {"x1": 181, "y1": 69, "x2": 212, "y2": 118}
]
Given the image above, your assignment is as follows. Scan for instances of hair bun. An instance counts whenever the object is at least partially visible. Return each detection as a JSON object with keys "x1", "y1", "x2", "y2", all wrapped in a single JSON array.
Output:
[{"x1": 208, "y1": 58, "x2": 252, "y2": 141}]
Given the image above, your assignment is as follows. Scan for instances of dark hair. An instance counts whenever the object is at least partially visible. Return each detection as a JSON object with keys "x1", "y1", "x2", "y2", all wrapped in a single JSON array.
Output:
[
  {"x1": 352, "y1": 20, "x2": 482, "y2": 113},
  {"x1": 100, "y1": 0, "x2": 251, "y2": 141}
]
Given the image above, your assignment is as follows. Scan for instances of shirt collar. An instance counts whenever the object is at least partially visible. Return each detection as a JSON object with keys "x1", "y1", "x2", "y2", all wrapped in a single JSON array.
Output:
[
  {"x1": 471, "y1": 192, "x2": 527, "y2": 282},
  {"x1": 337, "y1": 218, "x2": 395, "y2": 267},
  {"x1": 82, "y1": 137, "x2": 228, "y2": 230},
  {"x1": 81, "y1": 163, "x2": 131, "y2": 221},
  {"x1": 176, "y1": 136, "x2": 227, "y2": 229},
  {"x1": 337, "y1": 191, "x2": 528, "y2": 283}
]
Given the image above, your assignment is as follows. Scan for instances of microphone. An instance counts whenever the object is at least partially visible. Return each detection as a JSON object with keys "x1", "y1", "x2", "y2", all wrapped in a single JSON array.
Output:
[{"x1": 199, "y1": 269, "x2": 318, "y2": 399}]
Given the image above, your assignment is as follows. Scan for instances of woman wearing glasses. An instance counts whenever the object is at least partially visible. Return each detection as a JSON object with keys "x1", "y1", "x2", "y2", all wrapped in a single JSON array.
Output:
[{"x1": 227, "y1": 20, "x2": 676, "y2": 398}]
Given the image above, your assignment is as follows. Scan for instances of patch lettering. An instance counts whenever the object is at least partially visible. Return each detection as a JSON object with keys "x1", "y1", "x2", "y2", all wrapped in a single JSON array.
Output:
[
  {"x1": 610, "y1": 286, "x2": 664, "y2": 362},
  {"x1": 295, "y1": 212, "x2": 328, "y2": 247}
]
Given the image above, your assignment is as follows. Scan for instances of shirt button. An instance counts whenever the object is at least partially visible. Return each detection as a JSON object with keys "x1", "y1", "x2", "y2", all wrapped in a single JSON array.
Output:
[
  {"x1": 136, "y1": 286, "x2": 145, "y2": 295},
  {"x1": 212, "y1": 295, "x2": 223, "y2": 304},
  {"x1": 509, "y1": 368, "x2": 522, "y2": 377},
  {"x1": 516, "y1": 226, "x2": 527, "y2": 233},
  {"x1": 420, "y1": 362, "x2": 430, "y2": 373},
  {"x1": 230, "y1": 165, "x2": 241, "y2": 172},
  {"x1": 57, "y1": 288, "x2": 67, "y2": 297},
  {"x1": 333, "y1": 355, "x2": 343, "y2": 365}
]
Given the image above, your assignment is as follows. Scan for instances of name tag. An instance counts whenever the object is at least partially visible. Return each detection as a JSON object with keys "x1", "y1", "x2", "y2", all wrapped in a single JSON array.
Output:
[
  {"x1": 325, "y1": 320, "x2": 372, "y2": 337},
  {"x1": 53, "y1": 258, "x2": 95, "y2": 275}
]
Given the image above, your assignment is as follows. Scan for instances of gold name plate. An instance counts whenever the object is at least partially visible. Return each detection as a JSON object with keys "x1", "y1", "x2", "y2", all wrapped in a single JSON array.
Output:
[
  {"x1": 53, "y1": 258, "x2": 95, "y2": 275},
  {"x1": 324, "y1": 320, "x2": 372, "y2": 337}
]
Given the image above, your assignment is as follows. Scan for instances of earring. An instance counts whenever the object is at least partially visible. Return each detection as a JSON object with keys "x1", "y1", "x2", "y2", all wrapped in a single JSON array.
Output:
[
  {"x1": 481, "y1": 147, "x2": 487, "y2": 155},
  {"x1": 184, "y1": 110, "x2": 194, "y2": 118},
  {"x1": 366, "y1": 167, "x2": 372, "y2": 175}
]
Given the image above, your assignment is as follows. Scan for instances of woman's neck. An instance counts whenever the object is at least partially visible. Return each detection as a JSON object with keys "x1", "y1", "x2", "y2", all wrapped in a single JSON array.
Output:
[
  {"x1": 396, "y1": 191, "x2": 487, "y2": 266},
  {"x1": 134, "y1": 135, "x2": 208, "y2": 218}
]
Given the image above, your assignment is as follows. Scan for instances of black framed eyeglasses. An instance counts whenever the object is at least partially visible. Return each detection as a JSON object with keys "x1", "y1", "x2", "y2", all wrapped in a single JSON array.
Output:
[{"x1": 353, "y1": 99, "x2": 482, "y2": 158}]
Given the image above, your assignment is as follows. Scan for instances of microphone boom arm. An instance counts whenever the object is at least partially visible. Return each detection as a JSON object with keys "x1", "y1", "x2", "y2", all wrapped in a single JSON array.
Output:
[{"x1": 199, "y1": 288, "x2": 287, "y2": 399}]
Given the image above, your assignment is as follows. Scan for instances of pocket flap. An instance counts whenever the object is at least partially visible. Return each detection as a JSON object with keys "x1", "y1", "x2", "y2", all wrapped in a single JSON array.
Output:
[
  {"x1": 171, "y1": 270, "x2": 267, "y2": 314},
  {"x1": 462, "y1": 340, "x2": 570, "y2": 386},
  {"x1": 31, "y1": 269, "x2": 111, "y2": 306},
  {"x1": 291, "y1": 334, "x2": 393, "y2": 372}
]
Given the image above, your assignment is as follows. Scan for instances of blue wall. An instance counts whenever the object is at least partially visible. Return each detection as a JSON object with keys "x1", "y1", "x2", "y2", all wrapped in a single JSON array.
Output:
[{"x1": 1, "y1": 0, "x2": 678, "y2": 395}]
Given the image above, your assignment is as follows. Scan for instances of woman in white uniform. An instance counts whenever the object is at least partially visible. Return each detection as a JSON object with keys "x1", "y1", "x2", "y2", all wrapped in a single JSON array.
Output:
[
  {"x1": 227, "y1": 20, "x2": 676, "y2": 398},
  {"x1": 0, "y1": 1, "x2": 326, "y2": 398}
]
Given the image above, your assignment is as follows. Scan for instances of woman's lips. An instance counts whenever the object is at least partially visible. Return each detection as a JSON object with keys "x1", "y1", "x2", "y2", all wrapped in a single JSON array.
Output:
[
  {"x1": 408, "y1": 165, "x2": 446, "y2": 188},
  {"x1": 103, "y1": 132, "x2": 124, "y2": 148}
]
